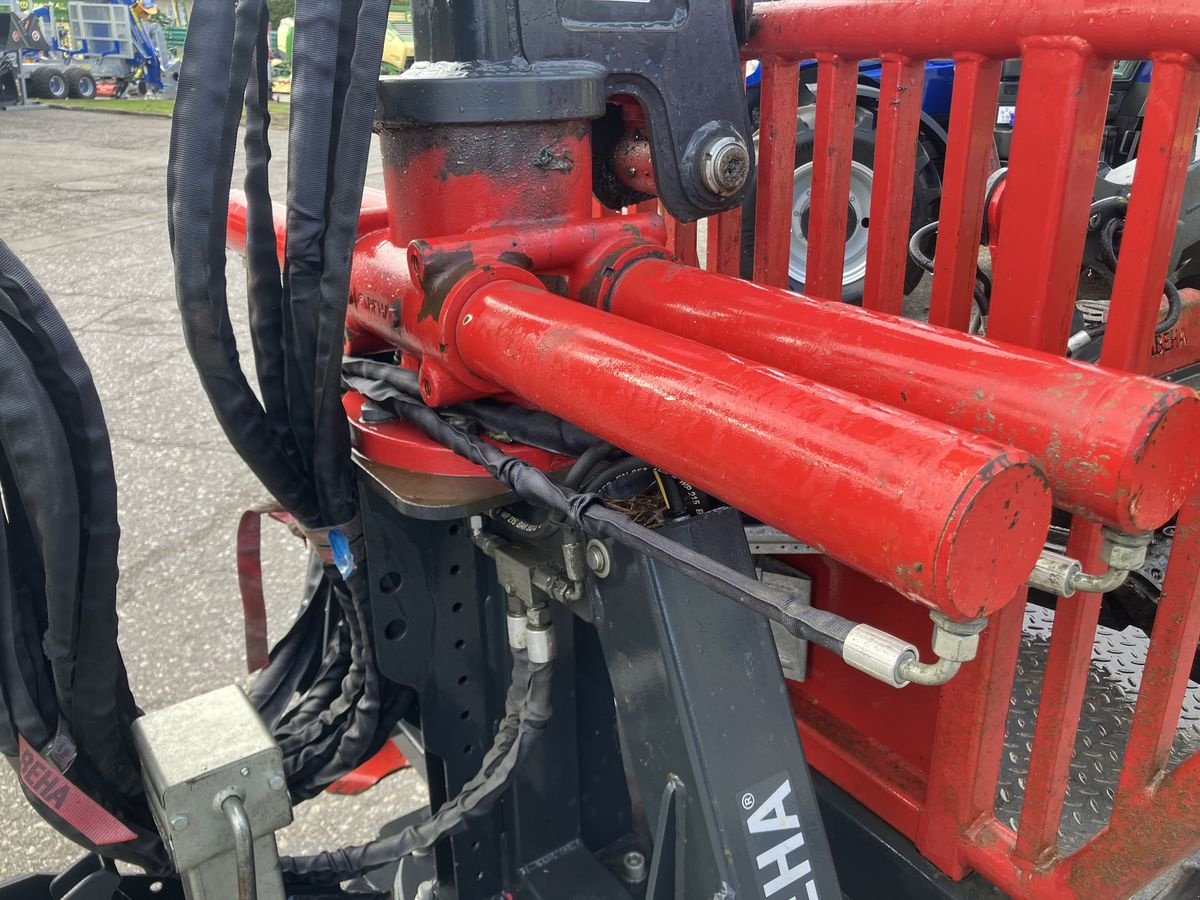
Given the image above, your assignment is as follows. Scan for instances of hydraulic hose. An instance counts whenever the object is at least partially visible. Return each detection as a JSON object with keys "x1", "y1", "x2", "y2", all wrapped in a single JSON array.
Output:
[
  {"x1": 283, "y1": 648, "x2": 553, "y2": 886},
  {"x1": 0, "y1": 245, "x2": 168, "y2": 871},
  {"x1": 169, "y1": 0, "x2": 405, "y2": 800}
]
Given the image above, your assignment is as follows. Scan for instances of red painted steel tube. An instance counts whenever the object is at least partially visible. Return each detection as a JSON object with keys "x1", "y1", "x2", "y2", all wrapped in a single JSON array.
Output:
[
  {"x1": 753, "y1": 59, "x2": 800, "y2": 287},
  {"x1": 1012, "y1": 523, "x2": 1105, "y2": 863},
  {"x1": 747, "y1": 0, "x2": 1200, "y2": 62},
  {"x1": 863, "y1": 55, "x2": 924, "y2": 314},
  {"x1": 807, "y1": 55, "x2": 860, "y2": 299},
  {"x1": 928, "y1": 56, "x2": 1002, "y2": 332},
  {"x1": 453, "y1": 279, "x2": 1052, "y2": 619},
  {"x1": 706, "y1": 207, "x2": 742, "y2": 276},
  {"x1": 603, "y1": 259, "x2": 1200, "y2": 533},
  {"x1": 1117, "y1": 500, "x2": 1200, "y2": 798},
  {"x1": 1103, "y1": 56, "x2": 1200, "y2": 373},
  {"x1": 987, "y1": 43, "x2": 1113, "y2": 354}
]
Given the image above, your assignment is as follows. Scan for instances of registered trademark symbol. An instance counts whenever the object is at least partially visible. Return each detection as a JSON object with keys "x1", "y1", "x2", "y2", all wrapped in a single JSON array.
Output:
[{"x1": 741, "y1": 792, "x2": 755, "y2": 810}]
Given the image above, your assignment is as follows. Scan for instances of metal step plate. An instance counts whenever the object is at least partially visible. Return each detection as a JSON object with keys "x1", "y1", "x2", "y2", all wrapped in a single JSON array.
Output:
[{"x1": 995, "y1": 605, "x2": 1200, "y2": 854}]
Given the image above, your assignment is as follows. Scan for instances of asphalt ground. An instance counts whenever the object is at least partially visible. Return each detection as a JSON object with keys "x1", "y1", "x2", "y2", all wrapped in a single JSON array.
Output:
[{"x1": 0, "y1": 107, "x2": 427, "y2": 881}]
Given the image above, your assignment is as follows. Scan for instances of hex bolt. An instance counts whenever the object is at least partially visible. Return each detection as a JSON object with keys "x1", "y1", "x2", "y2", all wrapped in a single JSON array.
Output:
[
  {"x1": 240, "y1": 766, "x2": 251, "y2": 777},
  {"x1": 170, "y1": 814, "x2": 189, "y2": 832},
  {"x1": 622, "y1": 850, "x2": 648, "y2": 883},
  {"x1": 700, "y1": 135, "x2": 751, "y2": 197},
  {"x1": 585, "y1": 540, "x2": 611, "y2": 578}
]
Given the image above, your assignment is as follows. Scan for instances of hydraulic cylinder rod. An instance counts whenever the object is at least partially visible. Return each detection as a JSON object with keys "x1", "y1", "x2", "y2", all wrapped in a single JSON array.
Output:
[
  {"x1": 452, "y1": 278, "x2": 1053, "y2": 620},
  {"x1": 602, "y1": 259, "x2": 1200, "y2": 533}
]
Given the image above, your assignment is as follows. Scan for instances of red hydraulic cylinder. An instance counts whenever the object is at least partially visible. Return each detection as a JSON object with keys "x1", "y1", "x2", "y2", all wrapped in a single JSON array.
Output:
[
  {"x1": 451, "y1": 278, "x2": 1053, "y2": 620},
  {"x1": 601, "y1": 259, "x2": 1200, "y2": 533}
]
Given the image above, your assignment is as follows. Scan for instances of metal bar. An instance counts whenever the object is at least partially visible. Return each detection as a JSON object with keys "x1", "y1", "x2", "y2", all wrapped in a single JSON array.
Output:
[
  {"x1": 1012, "y1": 523, "x2": 1105, "y2": 863},
  {"x1": 706, "y1": 207, "x2": 742, "y2": 275},
  {"x1": 747, "y1": 0, "x2": 1200, "y2": 62},
  {"x1": 753, "y1": 59, "x2": 800, "y2": 286},
  {"x1": 806, "y1": 54, "x2": 860, "y2": 298},
  {"x1": 928, "y1": 55, "x2": 1001, "y2": 331},
  {"x1": 1102, "y1": 55, "x2": 1200, "y2": 373},
  {"x1": 454, "y1": 278, "x2": 1052, "y2": 618},
  {"x1": 673, "y1": 218, "x2": 700, "y2": 267},
  {"x1": 918, "y1": 600, "x2": 1027, "y2": 877},
  {"x1": 1117, "y1": 500, "x2": 1200, "y2": 791},
  {"x1": 987, "y1": 42, "x2": 1113, "y2": 353},
  {"x1": 602, "y1": 259, "x2": 1200, "y2": 533},
  {"x1": 222, "y1": 795, "x2": 258, "y2": 900},
  {"x1": 863, "y1": 54, "x2": 924, "y2": 313}
]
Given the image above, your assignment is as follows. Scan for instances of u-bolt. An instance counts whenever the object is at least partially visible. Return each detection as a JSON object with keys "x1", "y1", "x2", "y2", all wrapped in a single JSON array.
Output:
[{"x1": 221, "y1": 794, "x2": 257, "y2": 900}]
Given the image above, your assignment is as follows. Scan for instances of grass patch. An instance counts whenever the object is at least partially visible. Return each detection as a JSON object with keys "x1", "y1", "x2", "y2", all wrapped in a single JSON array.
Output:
[{"x1": 45, "y1": 97, "x2": 292, "y2": 124}]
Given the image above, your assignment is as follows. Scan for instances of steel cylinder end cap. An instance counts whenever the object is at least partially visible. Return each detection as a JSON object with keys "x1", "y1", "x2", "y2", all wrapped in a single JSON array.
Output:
[
  {"x1": 931, "y1": 450, "x2": 1054, "y2": 620},
  {"x1": 1112, "y1": 385, "x2": 1200, "y2": 534}
]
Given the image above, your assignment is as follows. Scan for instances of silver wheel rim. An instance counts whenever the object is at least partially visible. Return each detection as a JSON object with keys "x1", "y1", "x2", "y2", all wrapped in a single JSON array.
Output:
[
  {"x1": 49, "y1": 75, "x2": 65, "y2": 97},
  {"x1": 788, "y1": 158, "x2": 874, "y2": 289}
]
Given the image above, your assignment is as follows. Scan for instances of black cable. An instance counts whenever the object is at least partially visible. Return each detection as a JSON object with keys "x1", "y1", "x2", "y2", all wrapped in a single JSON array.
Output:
[
  {"x1": 1092, "y1": 213, "x2": 1182, "y2": 337},
  {"x1": 908, "y1": 220, "x2": 938, "y2": 275},
  {"x1": 563, "y1": 440, "x2": 616, "y2": 490},
  {"x1": 582, "y1": 457, "x2": 652, "y2": 495}
]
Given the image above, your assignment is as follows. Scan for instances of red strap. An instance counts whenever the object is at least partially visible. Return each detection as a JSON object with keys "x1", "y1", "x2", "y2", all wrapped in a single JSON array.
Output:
[
  {"x1": 236, "y1": 501, "x2": 298, "y2": 673},
  {"x1": 18, "y1": 736, "x2": 137, "y2": 846},
  {"x1": 325, "y1": 739, "x2": 410, "y2": 795}
]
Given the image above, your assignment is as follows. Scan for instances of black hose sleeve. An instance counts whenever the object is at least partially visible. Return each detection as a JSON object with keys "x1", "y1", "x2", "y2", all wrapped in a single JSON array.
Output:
[
  {"x1": 283, "y1": 651, "x2": 551, "y2": 885},
  {"x1": 344, "y1": 357, "x2": 599, "y2": 456},
  {"x1": 310, "y1": 0, "x2": 392, "y2": 527},
  {"x1": 168, "y1": 0, "x2": 319, "y2": 524},
  {"x1": 242, "y1": 9, "x2": 298, "y2": 468}
]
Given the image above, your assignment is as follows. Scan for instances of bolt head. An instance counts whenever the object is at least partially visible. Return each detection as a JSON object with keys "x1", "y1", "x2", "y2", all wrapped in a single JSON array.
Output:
[
  {"x1": 268, "y1": 774, "x2": 287, "y2": 792},
  {"x1": 170, "y1": 814, "x2": 189, "y2": 832},
  {"x1": 240, "y1": 766, "x2": 251, "y2": 777},
  {"x1": 700, "y1": 135, "x2": 751, "y2": 197},
  {"x1": 585, "y1": 540, "x2": 611, "y2": 578},
  {"x1": 622, "y1": 850, "x2": 647, "y2": 882}
]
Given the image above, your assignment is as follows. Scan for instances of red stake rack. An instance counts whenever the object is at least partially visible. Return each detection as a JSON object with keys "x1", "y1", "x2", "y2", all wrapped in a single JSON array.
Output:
[{"x1": 699, "y1": 3, "x2": 1200, "y2": 897}]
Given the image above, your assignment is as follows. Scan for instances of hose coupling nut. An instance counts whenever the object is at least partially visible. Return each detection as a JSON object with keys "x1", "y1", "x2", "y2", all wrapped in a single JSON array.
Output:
[
  {"x1": 1100, "y1": 527, "x2": 1151, "y2": 572},
  {"x1": 929, "y1": 612, "x2": 987, "y2": 663}
]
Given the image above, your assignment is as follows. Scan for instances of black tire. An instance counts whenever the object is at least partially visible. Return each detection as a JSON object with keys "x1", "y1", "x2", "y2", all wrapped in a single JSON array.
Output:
[
  {"x1": 27, "y1": 66, "x2": 67, "y2": 100},
  {"x1": 63, "y1": 66, "x2": 96, "y2": 100},
  {"x1": 740, "y1": 101, "x2": 942, "y2": 302}
]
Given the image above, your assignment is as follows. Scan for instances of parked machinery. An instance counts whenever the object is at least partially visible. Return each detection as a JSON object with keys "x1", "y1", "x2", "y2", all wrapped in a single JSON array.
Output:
[{"x1": 3, "y1": 1, "x2": 1200, "y2": 900}]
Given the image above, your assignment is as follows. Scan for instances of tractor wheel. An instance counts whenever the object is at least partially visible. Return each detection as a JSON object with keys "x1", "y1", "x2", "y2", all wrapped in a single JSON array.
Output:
[
  {"x1": 28, "y1": 66, "x2": 68, "y2": 100},
  {"x1": 63, "y1": 67, "x2": 97, "y2": 100},
  {"x1": 739, "y1": 102, "x2": 942, "y2": 302}
]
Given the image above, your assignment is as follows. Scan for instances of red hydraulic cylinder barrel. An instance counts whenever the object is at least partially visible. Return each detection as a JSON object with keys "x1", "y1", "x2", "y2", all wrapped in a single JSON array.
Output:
[
  {"x1": 602, "y1": 259, "x2": 1200, "y2": 533},
  {"x1": 453, "y1": 279, "x2": 1053, "y2": 620}
]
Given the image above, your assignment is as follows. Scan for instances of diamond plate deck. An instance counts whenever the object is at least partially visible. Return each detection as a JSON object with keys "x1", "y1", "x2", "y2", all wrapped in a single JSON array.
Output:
[{"x1": 995, "y1": 605, "x2": 1200, "y2": 855}]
